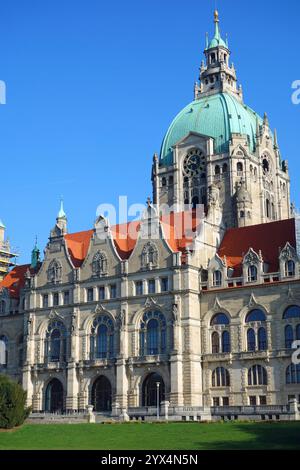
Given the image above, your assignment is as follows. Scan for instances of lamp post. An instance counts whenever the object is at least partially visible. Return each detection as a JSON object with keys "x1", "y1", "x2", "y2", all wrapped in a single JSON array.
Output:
[{"x1": 156, "y1": 382, "x2": 160, "y2": 420}]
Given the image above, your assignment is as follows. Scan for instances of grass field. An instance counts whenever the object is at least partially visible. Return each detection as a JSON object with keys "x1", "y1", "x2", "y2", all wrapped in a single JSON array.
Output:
[{"x1": 0, "y1": 422, "x2": 300, "y2": 450}]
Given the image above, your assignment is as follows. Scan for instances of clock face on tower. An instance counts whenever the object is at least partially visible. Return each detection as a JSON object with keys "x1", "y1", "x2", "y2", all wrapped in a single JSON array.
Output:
[{"x1": 183, "y1": 149, "x2": 206, "y2": 177}]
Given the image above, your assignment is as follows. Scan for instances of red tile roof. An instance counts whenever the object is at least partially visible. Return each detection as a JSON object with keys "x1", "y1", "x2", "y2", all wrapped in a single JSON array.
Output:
[
  {"x1": 217, "y1": 218, "x2": 296, "y2": 276},
  {"x1": 64, "y1": 229, "x2": 94, "y2": 268},
  {"x1": 0, "y1": 264, "x2": 31, "y2": 299},
  {"x1": 1, "y1": 217, "x2": 296, "y2": 299}
]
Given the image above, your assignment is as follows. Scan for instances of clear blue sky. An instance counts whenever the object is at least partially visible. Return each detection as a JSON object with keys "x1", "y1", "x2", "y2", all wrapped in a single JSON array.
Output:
[{"x1": 0, "y1": 0, "x2": 299, "y2": 264}]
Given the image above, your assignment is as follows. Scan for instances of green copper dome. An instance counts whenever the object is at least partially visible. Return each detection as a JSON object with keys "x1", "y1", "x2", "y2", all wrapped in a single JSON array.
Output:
[{"x1": 160, "y1": 92, "x2": 264, "y2": 166}]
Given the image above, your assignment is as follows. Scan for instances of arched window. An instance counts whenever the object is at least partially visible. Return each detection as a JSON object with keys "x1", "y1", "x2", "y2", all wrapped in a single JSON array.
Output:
[
  {"x1": 215, "y1": 165, "x2": 220, "y2": 175},
  {"x1": 247, "y1": 328, "x2": 256, "y2": 351},
  {"x1": 237, "y1": 162, "x2": 243, "y2": 173},
  {"x1": 258, "y1": 327, "x2": 267, "y2": 351},
  {"x1": 211, "y1": 331, "x2": 220, "y2": 353},
  {"x1": 90, "y1": 315, "x2": 114, "y2": 359},
  {"x1": 285, "y1": 260, "x2": 295, "y2": 277},
  {"x1": 245, "y1": 309, "x2": 266, "y2": 322},
  {"x1": 222, "y1": 163, "x2": 228, "y2": 174},
  {"x1": 92, "y1": 251, "x2": 108, "y2": 277},
  {"x1": 266, "y1": 199, "x2": 270, "y2": 218},
  {"x1": 211, "y1": 313, "x2": 230, "y2": 326},
  {"x1": 162, "y1": 177, "x2": 167, "y2": 187},
  {"x1": 142, "y1": 373, "x2": 165, "y2": 407},
  {"x1": 140, "y1": 311, "x2": 166, "y2": 356},
  {"x1": 262, "y1": 158, "x2": 269, "y2": 173},
  {"x1": 222, "y1": 331, "x2": 231, "y2": 353},
  {"x1": 248, "y1": 365, "x2": 267, "y2": 386},
  {"x1": 213, "y1": 270, "x2": 222, "y2": 287},
  {"x1": 283, "y1": 306, "x2": 300, "y2": 319},
  {"x1": 0, "y1": 335, "x2": 8, "y2": 367},
  {"x1": 248, "y1": 265, "x2": 258, "y2": 282},
  {"x1": 285, "y1": 325, "x2": 294, "y2": 349},
  {"x1": 212, "y1": 367, "x2": 230, "y2": 387},
  {"x1": 92, "y1": 376, "x2": 112, "y2": 412},
  {"x1": 45, "y1": 321, "x2": 67, "y2": 363},
  {"x1": 168, "y1": 176, "x2": 174, "y2": 186},
  {"x1": 47, "y1": 259, "x2": 62, "y2": 284},
  {"x1": 45, "y1": 379, "x2": 64, "y2": 412},
  {"x1": 286, "y1": 364, "x2": 300, "y2": 384}
]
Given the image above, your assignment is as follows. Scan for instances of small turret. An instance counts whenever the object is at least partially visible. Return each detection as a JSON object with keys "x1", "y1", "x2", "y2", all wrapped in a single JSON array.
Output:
[
  {"x1": 56, "y1": 198, "x2": 67, "y2": 234},
  {"x1": 236, "y1": 181, "x2": 253, "y2": 227},
  {"x1": 30, "y1": 238, "x2": 40, "y2": 270}
]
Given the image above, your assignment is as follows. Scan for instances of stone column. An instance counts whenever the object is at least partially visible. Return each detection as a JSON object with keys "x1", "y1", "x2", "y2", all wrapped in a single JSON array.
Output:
[
  {"x1": 66, "y1": 309, "x2": 79, "y2": 411},
  {"x1": 115, "y1": 305, "x2": 128, "y2": 411},
  {"x1": 22, "y1": 313, "x2": 35, "y2": 408},
  {"x1": 66, "y1": 362, "x2": 79, "y2": 411}
]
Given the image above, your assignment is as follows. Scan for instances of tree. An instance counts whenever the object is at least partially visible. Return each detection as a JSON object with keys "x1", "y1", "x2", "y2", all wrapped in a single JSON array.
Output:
[{"x1": 0, "y1": 375, "x2": 31, "y2": 429}]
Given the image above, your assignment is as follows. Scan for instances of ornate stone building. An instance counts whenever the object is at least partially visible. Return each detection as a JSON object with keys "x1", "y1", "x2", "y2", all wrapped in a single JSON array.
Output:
[{"x1": 0, "y1": 11, "x2": 299, "y2": 421}]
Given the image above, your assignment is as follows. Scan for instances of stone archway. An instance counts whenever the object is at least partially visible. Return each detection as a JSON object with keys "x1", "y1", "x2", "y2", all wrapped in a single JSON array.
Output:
[
  {"x1": 92, "y1": 376, "x2": 112, "y2": 412},
  {"x1": 142, "y1": 373, "x2": 165, "y2": 407},
  {"x1": 45, "y1": 378, "x2": 64, "y2": 412}
]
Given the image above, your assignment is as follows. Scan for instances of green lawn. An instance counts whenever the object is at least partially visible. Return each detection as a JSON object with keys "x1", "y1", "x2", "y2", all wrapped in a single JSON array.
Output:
[{"x1": 0, "y1": 422, "x2": 300, "y2": 450}]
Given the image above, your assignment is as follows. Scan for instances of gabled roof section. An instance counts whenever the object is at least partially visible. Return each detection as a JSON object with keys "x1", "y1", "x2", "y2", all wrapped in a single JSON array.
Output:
[
  {"x1": 64, "y1": 229, "x2": 94, "y2": 268},
  {"x1": 63, "y1": 211, "x2": 201, "y2": 266},
  {"x1": 0, "y1": 264, "x2": 31, "y2": 298},
  {"x1": 110, "y1": 221, "x2": 140, "y2": 259},
  {"x1": 218, "y1": 219, "x2": 296, "y2": 276}
]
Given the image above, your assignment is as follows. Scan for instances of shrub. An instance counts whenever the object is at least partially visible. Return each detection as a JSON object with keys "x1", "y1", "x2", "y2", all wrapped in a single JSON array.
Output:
[{"x1": 0, "y1": 374, "x2": 31, "y2": 429}]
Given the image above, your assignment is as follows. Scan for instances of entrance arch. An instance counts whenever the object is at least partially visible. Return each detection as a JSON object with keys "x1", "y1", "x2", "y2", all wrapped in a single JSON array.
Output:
[
  {"x1": 92, "y1": 376, "x2": 112, "y2": 412},
  {"x1": 142, "y1": 373, "x2": 165, "y2": 407},
  {"x1": 45, "y1": 378, "x2": 64, "y2": 412}
]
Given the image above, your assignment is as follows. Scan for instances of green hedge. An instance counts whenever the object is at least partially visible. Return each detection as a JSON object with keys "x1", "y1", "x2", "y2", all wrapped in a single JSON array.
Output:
[{"x1": 0, "y1": 374, "x2": 31, "y2": 429}]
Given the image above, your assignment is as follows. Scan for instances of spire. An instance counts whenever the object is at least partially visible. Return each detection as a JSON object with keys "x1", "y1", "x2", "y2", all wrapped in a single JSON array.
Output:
[
  {"x1": 55, "y1": 197, "x2": 67, "y2": 234},
  {"x1": 256, "y1": 117, "x2": 261, "y2": 138},
  {"x1": 206, "y1": 10, "x2": 228, "y2": 50},
  {"x1": 263, "y1": 112, "x2": 269, "y2": 127},
  {"x1": 31, "y1": 236, "x2": 40, "y2": 270},
  {"x1": 199, "y1": 11, "x2": 241, "y2": 101},
  {"x1": 274, "y1": 128, "x2": 278, "y2": 149},
  {"x1": 0, "y1": 219, "x2": 5, "y2": 229},
  {"x1": 214, "y1": 9, "x2": 220, "y2": 39},
  {"x1": 57, "y1": 197, "x2": 67, "y2": 220}
]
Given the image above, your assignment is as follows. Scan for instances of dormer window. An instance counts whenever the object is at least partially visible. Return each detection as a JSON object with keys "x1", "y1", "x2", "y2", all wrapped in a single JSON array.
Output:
[
  {"x1": 248, "y1": 265, "x2": 258, "y2": 282},
  {"x1": 213, "y1": 270, "x2": 222, "y2": 287},
  {"x1": 285, "y1": 260, "x2": 295, "y2": 277}
]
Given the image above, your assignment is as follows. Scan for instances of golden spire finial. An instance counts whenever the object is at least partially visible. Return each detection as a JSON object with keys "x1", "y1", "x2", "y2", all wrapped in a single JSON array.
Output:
[{"x1": 214, "y1": 9, "x2": 219, "y2": 23}]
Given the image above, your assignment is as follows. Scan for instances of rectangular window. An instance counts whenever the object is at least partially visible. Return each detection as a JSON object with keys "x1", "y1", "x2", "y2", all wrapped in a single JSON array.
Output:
[
  {"x1": 63, "y1": 291, "x2": 70, "y2": 305},
  {"x1": 53, "y1": 293, "x2": 59, "y2": 306},
  {"x1": 222, "y1": 397, "x2": 229, "y2": 407},
  {"x1": 43, "y1": 294, "x2": 48, "y2": 308},
  {"x1": 148, "y1": 279, "x2": 155, "y2": 294},
  {"x1": 212, "y1": 397, "x2": 220, "y2": 407},
  {"x1": 135, "y1": 281, "x2": 143, "y2": 296},
  {"x1": 99, "y1": 286, "x2": 105, "y2": 300},
  {"x1": 249, "y1": 396, "x2": 257, "y2": 406},
  {"x1": 161, "y1": 277, "x2": 169, "y2": 292},
  {"x1": 259, "y1": 395, "x2": 267, "y2": 405},
  {"x1": 87, "y1": 288, "x2": 94, "y2": 302},
  {"x1": 110, "y1": 284, "x2": 117, "y2": 299}
]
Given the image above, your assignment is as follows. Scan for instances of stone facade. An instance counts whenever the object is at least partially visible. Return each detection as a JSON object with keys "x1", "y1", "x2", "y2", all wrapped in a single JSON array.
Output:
[{"x1": 0, "y1": 11, "x2": 299, "y2": 421}]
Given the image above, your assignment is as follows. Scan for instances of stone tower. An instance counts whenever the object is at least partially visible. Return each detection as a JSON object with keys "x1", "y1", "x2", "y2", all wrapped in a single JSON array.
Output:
[{"x1": 152, "y1": 11, "x2": 291, "y2": 232}]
